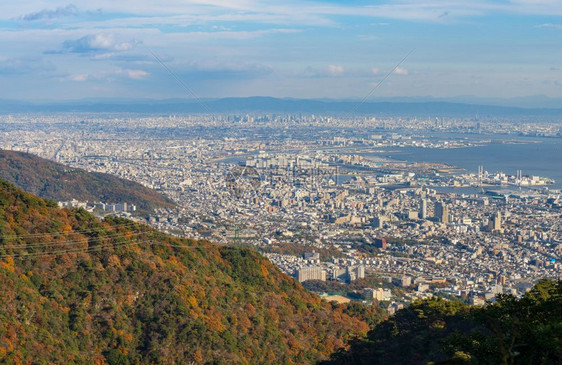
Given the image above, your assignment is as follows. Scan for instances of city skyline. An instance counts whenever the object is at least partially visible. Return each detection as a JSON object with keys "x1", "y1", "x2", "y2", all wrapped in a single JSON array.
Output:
[{"x1": 1, "y1": 1, "x2": 562, "y2": 102}]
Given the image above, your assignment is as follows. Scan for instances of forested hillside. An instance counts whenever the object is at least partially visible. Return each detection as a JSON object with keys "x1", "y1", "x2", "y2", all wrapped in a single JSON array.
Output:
[
  {"x1": 324, "y1": 279, "x2": 562, "y2": 364},
  {"x1": 0, "y1": 179, "x2": 383, "y2": 364},
  {"x1": 0, "y1": 150, "x2": 175, "y2": 215}
]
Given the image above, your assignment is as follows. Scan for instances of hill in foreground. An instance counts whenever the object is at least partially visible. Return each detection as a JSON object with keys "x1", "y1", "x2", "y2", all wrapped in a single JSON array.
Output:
[
  {"x1": 324, "y1": 280, "x2": 562, "y2": 364},
  {"x1": 0, "y1": 179, "x2": 383, "y2": 364},
  {"x1": 0, "y1": 149, "x2": 175, "y2": 216}
]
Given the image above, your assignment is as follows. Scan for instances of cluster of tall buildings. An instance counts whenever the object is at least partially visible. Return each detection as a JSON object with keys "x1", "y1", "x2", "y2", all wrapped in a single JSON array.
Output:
[
  {"x1": 58, "y1": 200, "x2": 137, "y2": 214},
  {"x1": 3, "y1": 113, "x2": 559, "y2": 303},
  {"x1": 434, "y1": 201, "x2": 449, "y2": 224},
  {"x1": 295, "y1": 264, "x2": 366, "y2": 283}
]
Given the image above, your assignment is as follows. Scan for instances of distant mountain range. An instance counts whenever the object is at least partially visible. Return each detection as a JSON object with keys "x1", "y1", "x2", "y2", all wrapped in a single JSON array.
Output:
[
  {"x1": 0, "y1": 150, "x2": 175, "y2": 216},
  {"x1": 1, "y1": 96, "x2": 562, "y2": 117}
]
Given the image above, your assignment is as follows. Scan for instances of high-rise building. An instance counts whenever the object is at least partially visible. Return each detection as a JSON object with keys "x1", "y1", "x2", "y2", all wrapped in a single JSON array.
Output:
[
  {"x1": 498, "y1": 275, "x2": 507, "y2": 286},
  {"x1": 408, "y1": 210, "x2": 419, "y2": 220},
  {"x1": 296, "y1": 267, "x2": 326, "y2": 282},
  {"x1": 303, "y1": 251, "x2": 320, "y2": 261},
  {"x1": 331, "y1": 267, "x2": 347, "y2": 281},
  {"x1": 434, "y1": 202, "x2": 449, "y2": 224},
  {"x1": 401, "y1": 276, "x2": 412, "y2": 287},
  {"x1": 419, "y1": 198, "x2": 427, "y2": 219},
  {"x1": 489, "y1": 211, "x2": 502, "y2": 232},
  {"x1": 372, "y1": 215, "x2": 388, "y2": 229},
  {"x1": 346, "y1": 265, "x2": 365, "y2": 282},
  {"x1": 491, "y1": 284, "x2": 503, "y2": 295},
  {"x1": 363, "y1": 288, "x2": 385, "y2": 301},
  {"x1": 374, "y1": 238, "x2": 387, "y2": 250}
]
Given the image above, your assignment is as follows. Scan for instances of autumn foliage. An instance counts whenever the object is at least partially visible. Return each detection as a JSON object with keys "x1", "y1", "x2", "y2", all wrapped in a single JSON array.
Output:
[{"x1": 0, "y1": 179, "x2": 382, "y2": 364}]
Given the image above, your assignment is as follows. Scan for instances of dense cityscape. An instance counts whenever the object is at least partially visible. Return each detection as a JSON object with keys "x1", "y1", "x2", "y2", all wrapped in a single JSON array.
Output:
[
  {"x1": 3, "y1": 0, "x2": 562, "y2": 362},
  {"x1": 1, "y1": 113, "x2": 560, "y2": 309}
]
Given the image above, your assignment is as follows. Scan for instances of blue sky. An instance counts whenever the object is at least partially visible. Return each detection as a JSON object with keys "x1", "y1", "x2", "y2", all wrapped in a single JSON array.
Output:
[{"x1": 1, "y1": 0, "x2": 562, "y2": 102}]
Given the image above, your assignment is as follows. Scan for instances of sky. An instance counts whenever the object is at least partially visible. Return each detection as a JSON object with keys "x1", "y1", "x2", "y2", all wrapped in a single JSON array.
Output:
[{"x1": 1, "y1": 0, "x2": 562, "y2": 102}]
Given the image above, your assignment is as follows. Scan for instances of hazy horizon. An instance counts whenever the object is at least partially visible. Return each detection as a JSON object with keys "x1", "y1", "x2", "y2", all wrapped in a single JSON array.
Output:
[{"x1": 3, "y1": 95, "x2": 562, "y2": 115}]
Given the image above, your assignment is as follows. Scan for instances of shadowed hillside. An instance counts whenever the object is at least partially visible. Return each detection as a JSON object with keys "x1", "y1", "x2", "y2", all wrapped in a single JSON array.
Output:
[
  {"x1": 0, "y1": 150, "x2": 175, "y2": 216},
  {"x1": 322, "y1": 280, "x2": 562, "y2": 364}
]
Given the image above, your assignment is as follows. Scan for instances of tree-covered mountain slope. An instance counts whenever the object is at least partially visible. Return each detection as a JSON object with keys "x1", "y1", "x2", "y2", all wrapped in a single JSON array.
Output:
[
  {"x1": 323, "y1": 279, "x2": 562, "y2": 364},
  {"x1": 0, "y1": 179, "x2": 384, "y2": 364},
  {"x1": 0, "y1": 150, "x2": 175, "y2": 216}
]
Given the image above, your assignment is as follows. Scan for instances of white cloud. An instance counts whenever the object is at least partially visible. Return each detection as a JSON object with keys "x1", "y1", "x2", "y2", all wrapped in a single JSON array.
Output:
[
  {"x1": 62, "y1": 33, "x2": 134, "y2": 53},
  {"x1": 536, "y1": 23, "x2": 562, "y2": 30},
  {"x1": 327, "y1": 65, "x2": 344, "y2": 75},
  {"x1": 183, "y1": 59, "x2": 271, "y2": 73},
  {"x1": 20, "y1": 4, "x2": 79, "y2": 21},
  {"x1": 68, "y1": 73, "x2": 88, "y2": 81},
  {"x1": 164, "y1": 28, "x2": 302, "y2": 42},
  {"x1": 66, "y1": 68, "x2": 148, "y2": 82},
  {"x1": 118, "y1": 69, "x2": 149, "y2": 79},
  {"x1": 2, "y1": 1, "x2": 562, "y2": 100},
  {"x1": 5, "y1": 0, "x2": 562, "y2": 27}
]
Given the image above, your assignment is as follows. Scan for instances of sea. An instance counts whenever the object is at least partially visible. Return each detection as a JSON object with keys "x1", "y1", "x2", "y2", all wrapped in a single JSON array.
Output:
[
  {"x1": 360, "y1": 133, "x2": 562, "y2": 190},
  {"x1": 219, "y1": 132, "x2": 562, "y2": 191}
]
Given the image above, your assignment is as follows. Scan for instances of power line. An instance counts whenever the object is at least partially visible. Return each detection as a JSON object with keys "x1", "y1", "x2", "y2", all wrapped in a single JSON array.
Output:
[
  {"x1": 1, "y1": 230, "x2": 151, "y2": 250},
  {"x1": 0, "y1": 220, "x2": 147, "y2": 240},
  {"x1": 349, "y1": 49, "x2": 415, "y2": 117},
  {"x1": 0, "y1": 239, "x2": 199, "y2": 259},
  {"x1": 144, "y1": 44, "x2": 213, "y2": 115},
  {"x1": 1, "y1": 224, "x2": 149, "y2": 242},
  {"x1": 148, "y1": 241, "x2": 200, "y2": 250},
  {"x1": 0, "y1": 240, "x2": 144, "y2": 259}
]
